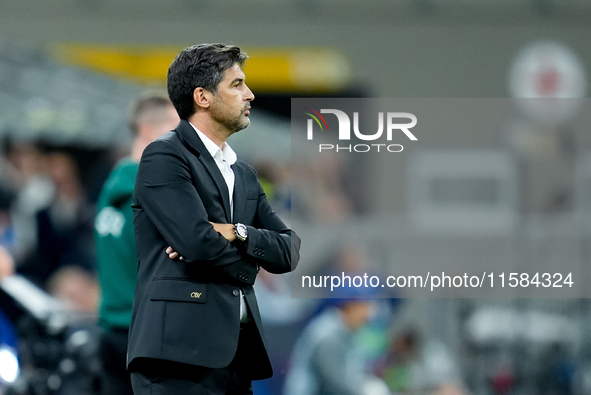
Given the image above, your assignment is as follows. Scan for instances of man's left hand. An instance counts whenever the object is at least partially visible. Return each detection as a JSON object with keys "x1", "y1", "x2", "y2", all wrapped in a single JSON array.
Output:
[{"x1": 166, "y1": 246, "x2": 185, "y2": 261}]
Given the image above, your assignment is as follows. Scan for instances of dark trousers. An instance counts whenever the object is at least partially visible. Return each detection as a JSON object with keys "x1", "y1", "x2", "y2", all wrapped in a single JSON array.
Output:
[
  {"x1": 99, "y1": 328, "x2": 134, "y2": 395},
  {"x1": 130, "y1": 324, "x2": 255, "y2": 395}
]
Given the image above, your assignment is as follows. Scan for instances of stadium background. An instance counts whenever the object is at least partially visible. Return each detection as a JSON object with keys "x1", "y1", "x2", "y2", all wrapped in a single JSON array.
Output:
[{"x1": 1, "y1": 1, "x2": 591, "y2": 394}]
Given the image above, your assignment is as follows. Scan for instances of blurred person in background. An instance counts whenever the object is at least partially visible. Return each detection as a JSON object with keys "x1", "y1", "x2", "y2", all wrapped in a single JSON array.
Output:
[
  {"x1": 47, "y1": 265, "x2": 99, "y2": 314},
  {"x1": 283, "y1": 298, "x2": 389, "y2": 395},
  {"x1": 0, "y1": 184, "x2": 16, "y2": 275},
  {"x1": 94, "y1": 91, "x2": 179, "y2": 395},
  {"x1": 374, "y1": 328, "x2": 466, "y2": 395},
  {"x1": 3, "y1": 141, "x2": 55, "y2": 272},
  {"x1": 37, "y1": 151, "x2": 96, "y2": 273},
  {"x1": 536, "y1": 342, "x2": 575, "y2": 395},
  {"x1": 0, "y1": 185, "x2": 18, "y2": 394},
  {"x1": 5, "y1": 144, "x2": 96, "y2": 288}
]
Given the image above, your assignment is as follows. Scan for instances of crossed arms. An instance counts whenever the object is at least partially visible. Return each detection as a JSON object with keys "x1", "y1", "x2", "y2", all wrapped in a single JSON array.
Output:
[
  {"x1": 167, "y1": 222, "x2": 235, "y2": 260},
  {"x1": 135, "y1": 138, "x2": 300, "y2": 282}
]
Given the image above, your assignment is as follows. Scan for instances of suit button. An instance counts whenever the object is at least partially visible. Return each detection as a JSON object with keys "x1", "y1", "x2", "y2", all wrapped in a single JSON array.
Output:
[{"x1": 232, "y1": 289, "x2": 240, "y2": 297}]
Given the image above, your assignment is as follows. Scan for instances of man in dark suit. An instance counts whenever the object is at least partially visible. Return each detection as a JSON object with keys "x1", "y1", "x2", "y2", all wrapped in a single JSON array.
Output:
[{"x1": 127, "y1": 43, "x2": 300, "y2": 394}]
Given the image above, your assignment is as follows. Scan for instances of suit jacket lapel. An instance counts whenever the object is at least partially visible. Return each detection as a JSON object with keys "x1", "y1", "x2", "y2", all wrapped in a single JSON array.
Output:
[
  {"x1": 176, "y1": 120, "x2": 232, "y2": 223},
  {"x1": 232, "y1": 163, "x2": 246, "y2": 223}
]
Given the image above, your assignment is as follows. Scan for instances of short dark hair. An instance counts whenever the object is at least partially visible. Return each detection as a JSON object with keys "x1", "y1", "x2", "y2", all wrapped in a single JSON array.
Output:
[
  {"x1": 167, "y1": 43, "x2": 248, "y2": 120},
  {"x1": 129, "y1": 91, "x2": 173, "y2": 135}
]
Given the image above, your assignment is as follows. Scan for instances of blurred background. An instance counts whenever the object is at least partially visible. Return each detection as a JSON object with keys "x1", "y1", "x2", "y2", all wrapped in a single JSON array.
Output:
[{"x1": 1, "y1": 0, "x2": 591, "y2": 394}]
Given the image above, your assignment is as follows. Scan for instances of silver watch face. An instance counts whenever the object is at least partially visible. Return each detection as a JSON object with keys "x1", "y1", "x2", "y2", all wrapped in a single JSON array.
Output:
[{"x1": 236, "y1": 223, "x2": 248, "y2": 240}]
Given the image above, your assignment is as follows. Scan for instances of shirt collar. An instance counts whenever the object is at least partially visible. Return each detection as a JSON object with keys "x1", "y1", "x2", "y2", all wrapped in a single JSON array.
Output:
[{"x1": 189, "y1": 122, "x2": 237, "y2": 165}]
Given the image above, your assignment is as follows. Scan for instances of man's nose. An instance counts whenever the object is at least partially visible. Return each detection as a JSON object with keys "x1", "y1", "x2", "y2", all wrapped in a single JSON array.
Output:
[{"x1": 245, "y1": 85, "x2": 255, "y2": 101}]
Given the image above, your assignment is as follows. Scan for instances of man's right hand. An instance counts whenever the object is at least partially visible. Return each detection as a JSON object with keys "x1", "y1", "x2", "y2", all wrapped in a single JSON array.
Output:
[
  {"x1": 166, "y1": 222, "x2": 235, "y2": 261},
  {"x1": 166, "y1": 222, "x2": 236, "y2": 261},
  {"x1": 210, "y1": 222, "x2": 236, "y2": 242}
]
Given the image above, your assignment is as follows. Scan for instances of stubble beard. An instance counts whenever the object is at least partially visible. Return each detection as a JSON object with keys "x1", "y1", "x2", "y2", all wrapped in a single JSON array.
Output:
[
  {"x1": 211, "y1": 97, "x2": 251, "y2": 135},
  {"x1": 227, "y1": 113, "x2": 250, "y2": 134}
]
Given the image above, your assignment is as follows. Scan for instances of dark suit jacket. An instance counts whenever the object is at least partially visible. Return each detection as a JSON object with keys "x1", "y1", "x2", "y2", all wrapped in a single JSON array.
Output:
[{"x1": 127, "y1": 120, "x2": 300, "y2": 380}]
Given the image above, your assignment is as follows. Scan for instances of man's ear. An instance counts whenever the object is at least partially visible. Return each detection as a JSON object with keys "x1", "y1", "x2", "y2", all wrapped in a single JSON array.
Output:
[{"x1": 193, "y1": 87, "x2": 212, "y2": 110}]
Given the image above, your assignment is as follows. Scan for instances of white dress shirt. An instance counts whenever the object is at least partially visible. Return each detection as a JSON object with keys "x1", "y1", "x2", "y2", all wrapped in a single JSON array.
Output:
[{"x1": 190, "y1": 123, "x2": 249, "y2": 323}]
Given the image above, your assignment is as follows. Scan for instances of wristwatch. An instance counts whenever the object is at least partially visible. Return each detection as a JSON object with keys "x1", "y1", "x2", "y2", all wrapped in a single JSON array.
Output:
[{"x1": 234, "y1": 223, "x2": 248, "y2": 243}]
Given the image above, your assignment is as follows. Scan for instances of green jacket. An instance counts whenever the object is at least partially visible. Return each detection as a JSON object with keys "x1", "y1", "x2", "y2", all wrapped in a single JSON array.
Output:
[{"x1": 95, "y1": 158, "x2": 138, "y2": 331}]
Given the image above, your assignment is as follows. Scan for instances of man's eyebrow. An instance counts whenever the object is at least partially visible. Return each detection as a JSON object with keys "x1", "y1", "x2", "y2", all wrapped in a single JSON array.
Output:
[{"x1": 230, "y1": 77, "x2": 244, "y2": 85}]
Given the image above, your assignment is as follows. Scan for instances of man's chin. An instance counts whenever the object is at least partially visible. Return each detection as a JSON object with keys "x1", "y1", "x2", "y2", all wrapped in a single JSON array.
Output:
[
  {"x1": 239, "y1": 118, "x2": 251, "y2": 130},
  {"x1": 230, "y1": 119, "x2": 250, "y2": 134}
]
